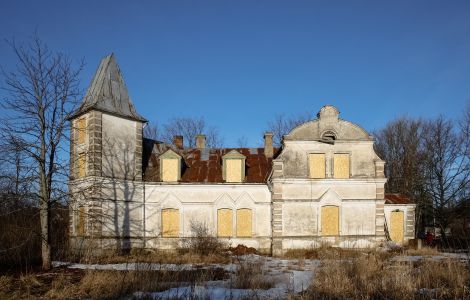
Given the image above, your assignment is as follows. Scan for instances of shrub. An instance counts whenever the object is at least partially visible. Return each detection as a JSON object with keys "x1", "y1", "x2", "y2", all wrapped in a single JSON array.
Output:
[{"x1": 179, "y1": 220, "x2": 226, "y2": 256}]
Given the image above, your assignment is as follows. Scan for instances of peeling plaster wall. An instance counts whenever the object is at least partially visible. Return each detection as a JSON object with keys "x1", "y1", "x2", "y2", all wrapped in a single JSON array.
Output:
[
  {"x1": 282, "y1": 141, "x2": 378, "y2": 178},
  {"x1": 143, "y1": 184, "x2": 272, "y2": 250}
]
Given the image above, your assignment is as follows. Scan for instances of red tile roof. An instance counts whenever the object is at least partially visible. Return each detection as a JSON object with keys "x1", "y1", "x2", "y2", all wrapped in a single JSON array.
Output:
[
  {"x1": 385, "y1": 193, "x2": 412, "y2": 204},
  {"x1": 142, "y1": 140, "x2": 279, "y2": 183}
]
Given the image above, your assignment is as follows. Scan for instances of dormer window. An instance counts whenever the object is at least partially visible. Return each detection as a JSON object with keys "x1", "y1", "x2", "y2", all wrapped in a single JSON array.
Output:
[
  {"x1": 222, "y1": 150, "x2": 246, "y2": 183},
  {"x1": 159, "y1": 149, "x2": 182, "y2": 182}
]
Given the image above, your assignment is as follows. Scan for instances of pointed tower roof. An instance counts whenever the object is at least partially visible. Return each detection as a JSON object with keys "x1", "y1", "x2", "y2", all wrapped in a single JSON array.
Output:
[{"x1": 69, "y1": 54, "x2": 147, "y2": 122}]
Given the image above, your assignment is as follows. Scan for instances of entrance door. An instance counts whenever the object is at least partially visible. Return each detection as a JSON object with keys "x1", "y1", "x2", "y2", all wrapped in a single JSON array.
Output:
[{"x1": 390, "y1": 211, "x2": 404, "y2": 243}]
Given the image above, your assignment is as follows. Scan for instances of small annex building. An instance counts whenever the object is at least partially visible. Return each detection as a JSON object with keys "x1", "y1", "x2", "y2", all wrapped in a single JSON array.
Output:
[{"x1": 68, "y1": 54, "x2": 415, "y2": 254}]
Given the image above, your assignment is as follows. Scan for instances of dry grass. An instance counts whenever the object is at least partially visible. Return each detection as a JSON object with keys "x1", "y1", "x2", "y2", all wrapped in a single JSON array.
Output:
[
  {"x1": 0, "y1": 265, "x2": 228, "y2": 299},
  {"x1": 283, "y1": 244, "x2": 386, "y2": 260},
  {"x1": 233, "y1": 258, "x2": 275, "y2": 290},
  {"x1": 295, "y1": 253, "x2": 470, "y2": 299},
  {"x1": 76, "y1": 247, "x2": 230, "y2": 265},
  {"x1": 404, "y1": 246, "x2": 440, "y2": 256}
]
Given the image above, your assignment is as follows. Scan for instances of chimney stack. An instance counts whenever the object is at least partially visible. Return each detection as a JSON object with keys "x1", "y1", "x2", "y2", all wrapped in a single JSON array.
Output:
[
  {"x1": 173, "y1": 135, "x2": 184, "y2": 149},
  {"x1": 196, "y1": 134, "x2": 206, "y2": 149},
  {"x1": 264, "y1": 132, "x2": 273, "y2": 158}
]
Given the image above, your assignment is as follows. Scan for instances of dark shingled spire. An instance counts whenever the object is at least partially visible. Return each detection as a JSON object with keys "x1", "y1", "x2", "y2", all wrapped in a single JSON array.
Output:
[{"x1": 69, "y1": 53, "x2": 147, "y2": 122}]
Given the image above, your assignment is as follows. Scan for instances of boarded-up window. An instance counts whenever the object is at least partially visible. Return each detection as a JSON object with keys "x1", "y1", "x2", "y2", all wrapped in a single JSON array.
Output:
[
  {"x1": 226, "y1": 159, "x2": 242, "y2": 183},
  {"x1": 390, "y1": 211, "x2": 404, "y2": 244},
  {"x1": 162, "y1": 158, "x2": 179, "y2": 182},
  {"x1": 321, "y1": 206, "x2": 339, "y2": 236},
  {"x1": 217, "y1": 209, "x2": 233, "y2": 237},
  {"x1": 77, "y1": 117, "x2": 86, "y2": 144},
  {"x1": 77, "y1": 153, "x2": 86, "y2": 178},
  {"x1": 161, "y1": 208, "x2": 179, "y2": 237},
  {"x1": 309, "y1": 153, "x2": 326, "y2": 179},
  {"x1": 77, "y1": 206, "x2": 86, "y2": 236},
  {"x1": 236, "y1": 208, "x2": 252, "y2": 237},
  {"x1": 334, "y1": 154, "x2": 350, "y2": 179}
]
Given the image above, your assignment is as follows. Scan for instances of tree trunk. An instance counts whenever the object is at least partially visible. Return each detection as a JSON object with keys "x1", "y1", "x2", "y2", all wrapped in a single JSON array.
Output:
[{"x1": 40, "y1": 202, "x2": 51, "y2": 270}]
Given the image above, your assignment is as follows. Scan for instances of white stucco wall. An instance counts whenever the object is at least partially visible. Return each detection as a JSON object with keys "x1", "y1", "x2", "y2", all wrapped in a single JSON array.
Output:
[
  {"x1": 102, "y1": 113, "x2": 137, "y2": 179},
  {"x1": 143, "y1": 184, "x2": 272, "y2": 249},
  {"x1": 281, "y1": 141, "x2": 380, "y2": 178}
]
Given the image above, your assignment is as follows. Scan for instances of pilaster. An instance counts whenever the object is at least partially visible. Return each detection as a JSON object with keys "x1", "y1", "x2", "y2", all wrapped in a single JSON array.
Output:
[
  {"x1": 271, "y1": 159, "x2": 284, "y2": 255},
  {"x1": 87, "y1": 111, "x2": 102, "y2": 177},
  {"x1": 134, "y1": 122, "x2": 143, "y2": 180}
]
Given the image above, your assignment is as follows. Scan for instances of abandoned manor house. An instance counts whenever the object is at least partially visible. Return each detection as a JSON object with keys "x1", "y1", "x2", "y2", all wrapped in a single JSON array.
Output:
[{"x1": 69, "y1": 54, "x2": 415, "y2": 254}]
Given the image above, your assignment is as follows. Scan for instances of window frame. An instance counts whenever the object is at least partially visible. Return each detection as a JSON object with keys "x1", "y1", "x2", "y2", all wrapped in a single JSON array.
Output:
[
  {"x1": 308, "y1": 153, "x2": 326, "y2": 179},
  {"x1": 333, "y1": 153, "x2": 351, "y2": 179},
  {"x1": 236, "y1": 208, "x2": 253, "y2": 238},
  {"x1": 161, "y1": 208, "x2": 180, "y2": 237}
]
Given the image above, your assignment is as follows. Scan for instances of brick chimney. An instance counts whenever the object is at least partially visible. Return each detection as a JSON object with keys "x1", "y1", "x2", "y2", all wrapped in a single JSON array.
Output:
[
  {"x1": 264, "y1": 132, "x2": 273, "y2": 158},
  {"x1": 196, "y1": 134, "x2": 206, "y2": 149},
  {"x1": 173, "y1": 135, "x2": 184, "y2": 149}
]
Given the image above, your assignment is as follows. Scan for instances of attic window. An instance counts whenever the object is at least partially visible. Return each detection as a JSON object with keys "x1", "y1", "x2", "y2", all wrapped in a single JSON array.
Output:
[
  {"x1": 322, "y1": 131, "x2": 336, "y2": 141},
  {"x1": 222, "y1": 150, "x2": 246, "y2": 183},
  {"x1": 159, "y1": 150, "x2": 182, "y2": 182}
]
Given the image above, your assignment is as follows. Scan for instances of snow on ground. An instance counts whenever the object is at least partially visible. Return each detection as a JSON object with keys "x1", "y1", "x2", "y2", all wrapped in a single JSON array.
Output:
[
  {"x1": 52, "y1": 252, "x2": 467, "y2": 299},
  {"x1": 53, "y1": 255, "x2": 319, "y2": 299},
  {"x1": 134, "y1": 284, "x2": 288, "y2": 300}
]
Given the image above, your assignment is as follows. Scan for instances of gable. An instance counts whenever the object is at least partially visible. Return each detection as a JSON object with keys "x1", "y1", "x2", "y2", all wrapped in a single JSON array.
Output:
[{"x1": 285, "y1": 105, "x2": 372, "y2": 141}]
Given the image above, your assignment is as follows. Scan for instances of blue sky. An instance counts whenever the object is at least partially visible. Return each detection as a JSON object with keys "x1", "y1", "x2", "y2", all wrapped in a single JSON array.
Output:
[{"x1": 1, "y1": 0, "x2": 470, "y2": 147}]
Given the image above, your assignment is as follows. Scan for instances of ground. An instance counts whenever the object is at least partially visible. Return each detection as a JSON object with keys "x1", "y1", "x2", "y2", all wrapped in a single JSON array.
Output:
[{"x1": 0, "y1": 246, "x2": 469, "y2": 299}]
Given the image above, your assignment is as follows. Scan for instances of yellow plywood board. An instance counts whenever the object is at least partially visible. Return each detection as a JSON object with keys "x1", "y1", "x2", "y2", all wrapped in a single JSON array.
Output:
[
  {"x1": 77, "y1": 153, "x2": 86, "y2": 178},
  {"x1": 162, "y1": 158, "x2": 179, "y2": 182},
  {"x1": 77, "y1": 206, "x2": 85, "y2": 236},
  {"x1": 162, "y1": 209, "x2": 179, "y2": 237},
  {"x1": 309, "y1": 153, "x2": 326, "y2": 179},
  {"x1": 334, "y1": 154, "x2": 350, "y2": 179},
  {"x1": 390, "y1": 211, "x2": 404, "y2": 244},
  {"x1": 226, "y1": 159, "x2": 242, "y2": 183},
  {"x1": 236, "y1": 208, "x2": 252, "y2": 237},
  {"x1": 217, "y1": 209, "x2": 233, "y2": 237},
  {"x1": 321, "y1": 206, "x2": 339, "y2": 236},
  {"x1": 77, "y1": 118, "x2": 86, "y2": 144}
]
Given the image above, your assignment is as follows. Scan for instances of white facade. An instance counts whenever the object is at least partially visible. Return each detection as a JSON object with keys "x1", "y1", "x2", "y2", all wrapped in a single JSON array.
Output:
[{"x1": 68, "y1": 55, "x2": 416, "y2": 254}]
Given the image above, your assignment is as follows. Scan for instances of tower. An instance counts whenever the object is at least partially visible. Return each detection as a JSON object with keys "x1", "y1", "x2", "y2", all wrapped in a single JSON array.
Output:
[
  {"x1": 69, "y1": 54, "x2": 147, "y2": 181},
  {"x1": 68, "y1": 54, "x2": 147, "y2": 249}
]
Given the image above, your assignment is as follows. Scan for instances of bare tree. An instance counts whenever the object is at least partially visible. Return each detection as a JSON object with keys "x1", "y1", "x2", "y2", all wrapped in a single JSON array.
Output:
[
  {"x1": 160, "y1": 116, "x2": 223, "y2": 148},
  {"x1": 373, "y1": 117, "x2": 429, "y2": 234},
  {"x1": 236, "y1": 135, "x2": 249, "y2": 148},
  {"x1": 0, "y1": 35, "x2": 82, "y2": 270},
  {"x1": 267, "y1": 111, "x2": 313, "y2": 146},
  {"x1": 143, "y1": 121, "x2": 160, "y2": 141},
  {"x1": 422, "y1": 115, "x2": 470, "y2": 242}
]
